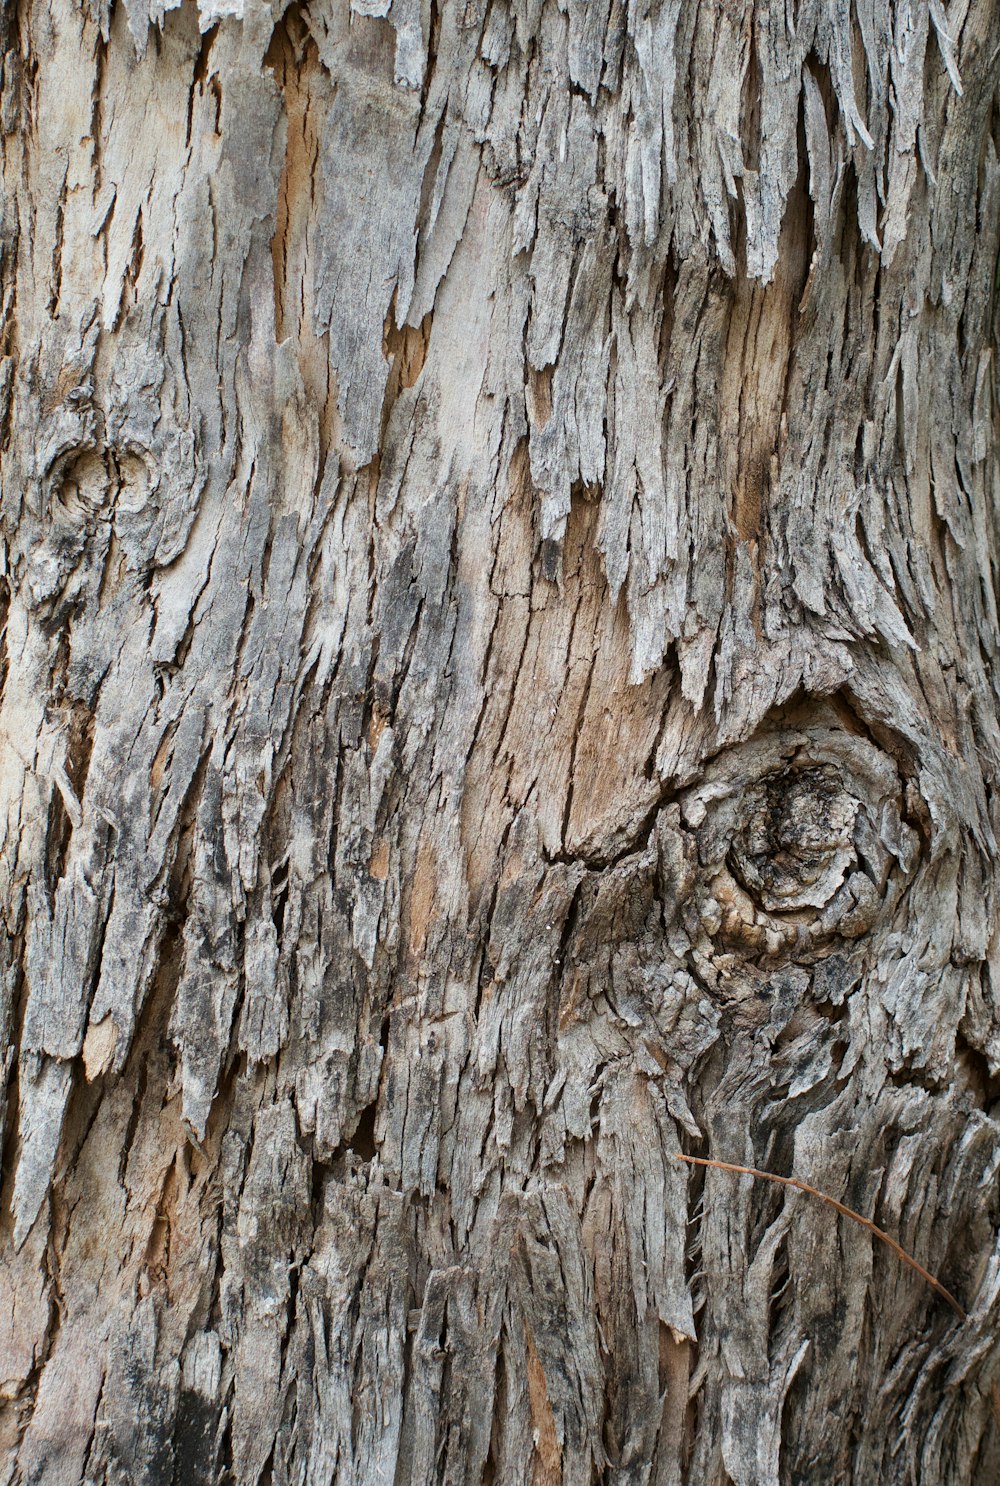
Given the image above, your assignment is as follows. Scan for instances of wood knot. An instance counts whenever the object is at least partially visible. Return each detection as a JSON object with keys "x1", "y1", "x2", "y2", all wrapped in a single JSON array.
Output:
[
  {"x1": 681, "y1": 724, "x2": 919, "y2": 965},
  {"x1": 729, "y1": 765, "x2": 859, "y2": 914},
  {"x1": 51, "y1": 444, "x2": 151, "y2": 523}
]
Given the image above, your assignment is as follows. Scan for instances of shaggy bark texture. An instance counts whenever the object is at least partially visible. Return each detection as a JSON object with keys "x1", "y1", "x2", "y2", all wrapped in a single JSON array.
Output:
[{"x1": 1, "y1": 1, "x2": 1000, "y2": 1482}]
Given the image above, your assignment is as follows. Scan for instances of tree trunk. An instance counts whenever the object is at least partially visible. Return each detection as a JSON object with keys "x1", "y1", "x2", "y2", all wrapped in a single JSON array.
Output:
[{"x1": 2, "y1": 1, "x2": 999, "y2": 1482}]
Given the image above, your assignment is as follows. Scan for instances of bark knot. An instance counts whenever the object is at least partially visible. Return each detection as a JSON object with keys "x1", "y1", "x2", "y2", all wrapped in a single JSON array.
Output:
[{"x1": 681, "y1": 722, "x2": 919, "y2": 966}]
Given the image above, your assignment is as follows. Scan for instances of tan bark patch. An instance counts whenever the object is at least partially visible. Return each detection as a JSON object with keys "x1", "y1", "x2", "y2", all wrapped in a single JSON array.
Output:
[
  {"x1": 525, "y1": 1325, "x2": 562, "y2": 1486},
  {"x1": 408, "y1": 837, "x2": 438, "y2": 958},
  {"x1": 368, "y1": 839, "x2": 390, "y2": 881}
]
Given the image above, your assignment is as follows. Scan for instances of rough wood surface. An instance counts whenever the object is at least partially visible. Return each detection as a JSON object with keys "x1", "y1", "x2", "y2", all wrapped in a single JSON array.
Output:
[{"x1": 1, "y1": 1, "x2": 999, "y2": 1482}]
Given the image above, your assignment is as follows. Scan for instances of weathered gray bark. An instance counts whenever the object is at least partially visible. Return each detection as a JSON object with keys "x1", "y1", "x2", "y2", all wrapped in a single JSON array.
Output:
[{"x1": 1, "y1": 0, "x2": 999, "y2": 1482}]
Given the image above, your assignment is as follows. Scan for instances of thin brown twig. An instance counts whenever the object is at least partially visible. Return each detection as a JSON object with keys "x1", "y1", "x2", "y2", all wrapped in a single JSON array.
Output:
[{"x1": 674, "y1": 1152, "x2": 966, "y2": 1319}]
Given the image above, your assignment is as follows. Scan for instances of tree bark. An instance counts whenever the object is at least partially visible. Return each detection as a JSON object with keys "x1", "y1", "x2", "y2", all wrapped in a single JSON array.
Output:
[{"x1": 1, "y1": 1, "x2": 999, "y2": 1482}]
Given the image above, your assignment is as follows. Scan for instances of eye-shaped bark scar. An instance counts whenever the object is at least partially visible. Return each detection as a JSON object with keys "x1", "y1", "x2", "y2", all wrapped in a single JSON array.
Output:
[
  {"x1": 680, "y1": 726, "x2": 921, "y2": 963},
  {"x1": 20, "y1": 425, "x2": 200, "y2": 609}
]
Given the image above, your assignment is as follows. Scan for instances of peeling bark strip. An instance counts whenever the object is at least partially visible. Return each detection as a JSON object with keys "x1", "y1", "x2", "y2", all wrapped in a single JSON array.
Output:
[{"x1": 1, "y1": 0, "x2": 1000, "y2": 1482}]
